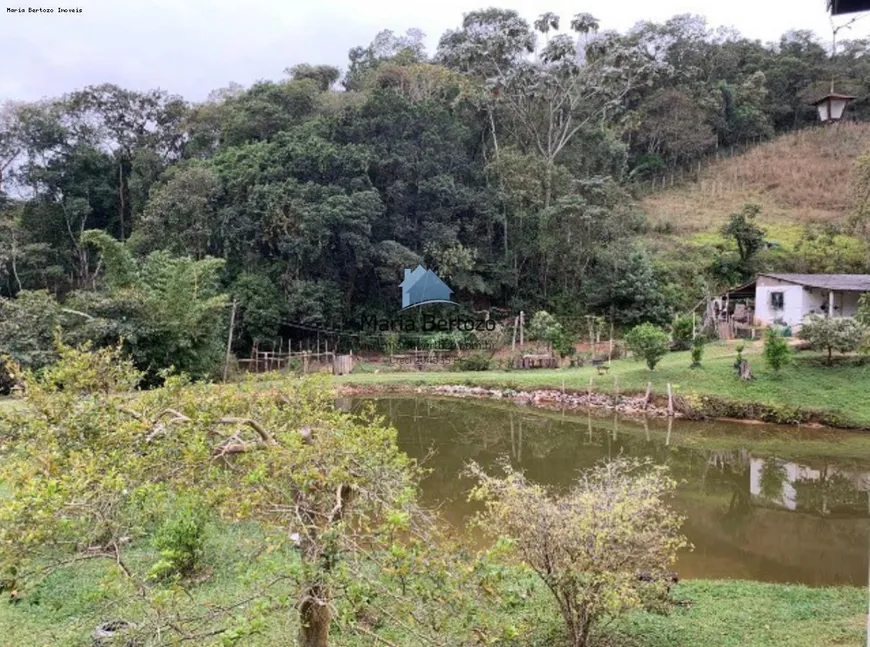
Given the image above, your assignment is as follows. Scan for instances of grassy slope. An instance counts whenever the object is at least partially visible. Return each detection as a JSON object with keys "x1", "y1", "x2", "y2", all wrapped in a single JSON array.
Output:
[
  {"x1": 642, "y1": 122, "x2": 870, "y2": 238},
  {"x1": 336, "y1": 341, "x2": 870, "y2": 428}
]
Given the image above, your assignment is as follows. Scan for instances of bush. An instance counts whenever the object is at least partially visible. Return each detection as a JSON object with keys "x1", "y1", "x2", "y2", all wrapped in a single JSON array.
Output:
[
  {"x1": 468, "y1": 458, "x2": 687, "y2": 647},
  {"x1": 527, "y1": 310, "x2": 563, "y2": 344},
  {"x1": 763, "y1": 327, "x2": 792, "y2": 373},
  {"x1": 690, "y1": 335, "x2": 706, "y2": 368},
  {"x1": 452, "y1": 352, "x2": 492, "y2": 371},
  {"x1": 383, "y1": 331, "x2": 400, "y2": 356},
  {"x1": 797, "y1": 315, "x2": 866, "y2": 365},
  {"x1": 624, "y1": 323, "x2": 670, "y2": 370},
  {"x1": 671, "y1": 314, "x2": 694, "y2": 351},
  {"x1": 148, "y1": 496, "x2": 210, "y2": 581}
]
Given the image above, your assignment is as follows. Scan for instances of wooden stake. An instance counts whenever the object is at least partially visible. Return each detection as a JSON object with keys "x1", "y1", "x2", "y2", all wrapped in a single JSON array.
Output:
[
  {"x1": 588, "y1": 375, "x2": 593, "y2": 398},
  {"x1": 608, "y1": 317, "x2": 614, "y2": 364},
  {"x1": 644, "y1": 382, "x2": 652, "y2": 410},
  {"x1": 667, "y1": 383, "x2": 674, "y2": 417},
  {"x1": 223, "y1": 300, "x2": 237, "y2": 382},
  {"x1": 519, "y1": 311, "x2": 524, "y2": 346}
]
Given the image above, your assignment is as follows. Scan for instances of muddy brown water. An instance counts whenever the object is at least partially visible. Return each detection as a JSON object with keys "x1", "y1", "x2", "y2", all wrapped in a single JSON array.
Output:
[{"x1": 343, "y1": 396, "x2": 870, "y2": 587}]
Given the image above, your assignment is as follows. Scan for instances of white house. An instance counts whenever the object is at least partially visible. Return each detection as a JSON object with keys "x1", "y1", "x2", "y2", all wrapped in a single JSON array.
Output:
[{"x1": 718, "y1": 273, "x2": 870, "y2": 331}]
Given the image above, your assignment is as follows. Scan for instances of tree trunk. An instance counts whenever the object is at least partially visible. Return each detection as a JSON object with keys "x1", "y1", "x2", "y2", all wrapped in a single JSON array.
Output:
[
  {"x1": 543, "y1": 161, "x2": 553, "y2": 211},
  {"x1": 118, "y1": 161, "x2": 126, "y2": 242},
  {"x1": 298, "y1": 596, "x2": 331, "y2": 647}
]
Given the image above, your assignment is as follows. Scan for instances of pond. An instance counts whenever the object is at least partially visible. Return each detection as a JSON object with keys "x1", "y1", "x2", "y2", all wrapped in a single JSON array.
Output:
[{"x1": 344, "y1": 396, "x2": 870, "y2": 587}]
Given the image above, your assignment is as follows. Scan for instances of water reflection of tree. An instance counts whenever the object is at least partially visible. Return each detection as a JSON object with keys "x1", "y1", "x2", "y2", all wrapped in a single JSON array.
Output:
[
  {"x1": 794, "y1": 467, "x2": 867, "y2": 515},
  {"x1": 759, "y1": 458, "x2": 788, "y2": 502}
]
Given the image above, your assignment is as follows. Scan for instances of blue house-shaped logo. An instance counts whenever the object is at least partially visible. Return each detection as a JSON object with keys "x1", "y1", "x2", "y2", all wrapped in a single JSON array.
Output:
[{"x1": 400, "y1": 265, "x2": 456, "y2": 309}]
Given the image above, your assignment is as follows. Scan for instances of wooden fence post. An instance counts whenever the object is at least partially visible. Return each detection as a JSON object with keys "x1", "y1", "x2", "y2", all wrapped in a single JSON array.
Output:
[{"x1": 223, "y1": 300, "x2": 237, "y2": 382}]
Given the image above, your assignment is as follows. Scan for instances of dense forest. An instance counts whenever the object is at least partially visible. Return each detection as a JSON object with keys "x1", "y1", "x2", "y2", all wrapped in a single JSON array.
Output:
[{"x1": 1, "y1": 9, "x2": 869, "y2": 378}]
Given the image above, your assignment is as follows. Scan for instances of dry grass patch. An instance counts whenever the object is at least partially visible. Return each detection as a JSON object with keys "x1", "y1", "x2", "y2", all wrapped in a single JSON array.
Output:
[{"x1": 643, "y1": 122, "x2": 870, "y2": 234}]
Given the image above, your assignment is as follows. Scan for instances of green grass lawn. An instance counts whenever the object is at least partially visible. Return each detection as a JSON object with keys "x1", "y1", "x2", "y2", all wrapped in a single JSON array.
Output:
[
  {"x1": 336, "y1": 342, "x2": 870, "y2": 429},
  {"x1": 613, "y1": 580, "x2": 867, "y2": 647},
  {"x1": 1, "y1": 520, "x2": 865, "y2": 647}
]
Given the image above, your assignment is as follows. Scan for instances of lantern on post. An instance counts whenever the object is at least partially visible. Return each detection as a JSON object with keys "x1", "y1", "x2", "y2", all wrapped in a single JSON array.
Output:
[{"x1": 810, "y1": 92, "x2": 856, "y2": 122}]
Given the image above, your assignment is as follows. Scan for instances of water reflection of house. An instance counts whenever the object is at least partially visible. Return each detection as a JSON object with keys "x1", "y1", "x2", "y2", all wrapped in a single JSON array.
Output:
[{"x1": 750, "y1": 457, "x2": 870, "y2": 512}]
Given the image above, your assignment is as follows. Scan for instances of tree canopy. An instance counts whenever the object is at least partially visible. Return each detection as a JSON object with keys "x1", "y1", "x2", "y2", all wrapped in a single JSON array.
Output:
[{"x1": 1, "y1": 9, "x2": 868, "y2": 375}]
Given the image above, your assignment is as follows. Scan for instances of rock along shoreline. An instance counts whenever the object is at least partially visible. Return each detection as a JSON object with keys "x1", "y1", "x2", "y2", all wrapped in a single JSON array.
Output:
[{"x1": 337, "y1": 383, "x2": 678, "y2": 421}]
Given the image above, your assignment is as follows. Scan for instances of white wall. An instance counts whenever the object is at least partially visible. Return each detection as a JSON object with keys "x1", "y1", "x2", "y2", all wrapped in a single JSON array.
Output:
[{"x1": 755, "y1": 276, "x2": 805, "y2": 326}]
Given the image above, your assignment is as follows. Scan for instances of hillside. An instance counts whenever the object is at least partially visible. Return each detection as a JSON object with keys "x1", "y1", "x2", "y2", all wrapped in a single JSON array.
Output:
[{"x1": 642, "y1": 122, "x2": 870, "y2": 241}]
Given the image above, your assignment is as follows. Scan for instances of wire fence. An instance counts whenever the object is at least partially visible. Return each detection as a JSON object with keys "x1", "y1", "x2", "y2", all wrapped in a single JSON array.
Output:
[{"x1": 627, "y1": 135, "x2": 774, "y2": 197}]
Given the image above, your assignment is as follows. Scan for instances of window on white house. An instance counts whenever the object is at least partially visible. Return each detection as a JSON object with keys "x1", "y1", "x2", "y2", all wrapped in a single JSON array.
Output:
[{"x1": 770, "y1": 292, "x2": 784, "y2": 309}]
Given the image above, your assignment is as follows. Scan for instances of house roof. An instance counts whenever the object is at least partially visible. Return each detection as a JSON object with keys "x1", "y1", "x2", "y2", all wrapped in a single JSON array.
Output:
[
  {"x1": 758, "y1": 273, "x2": 870, "y2": 292},
  {"x1": 809, "y1": 92, "x2": 857, "y2": 105}
]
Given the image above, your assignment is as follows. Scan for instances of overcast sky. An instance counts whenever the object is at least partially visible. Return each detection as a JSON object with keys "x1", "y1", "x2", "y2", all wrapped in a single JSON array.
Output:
[{"x1": 1, "y1": 0, "x2": 868, "y2": 103}]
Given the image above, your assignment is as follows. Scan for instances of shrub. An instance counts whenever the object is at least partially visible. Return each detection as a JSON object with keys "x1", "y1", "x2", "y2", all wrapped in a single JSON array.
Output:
[
  {"x1": 690, "y1": 335, "x2": 705, "y2": 368},
  {"x1": 733, "y1": 341, "x2": 746, "y2": 372},
  {"x1": 797, "y1": 314, "x2": 866, "y2": 365},
  {"x1": 148, "y1": 497, "x2": 210, "y2": 581},
  {"x1": 624, "y1": 323, "x2": 670, "y2": 370},
  {"x1": 528, "y1": 310, "x2": 563, "y2": 344},
  {"x1": 452, "y1": 352, "x2": 492, "y2": 371},
  {"x1": 671, "y1": 314, "x2": 694, "y2": 351},
  {"x1": 383, "y1": 331, "x2": 400, "y2": 356},
  {"x1": 468, "y1": 458, "x2": 687, "y2": 647},
  {"x1": 763, "y1": 327, "x2": 792, "y2": 373}
]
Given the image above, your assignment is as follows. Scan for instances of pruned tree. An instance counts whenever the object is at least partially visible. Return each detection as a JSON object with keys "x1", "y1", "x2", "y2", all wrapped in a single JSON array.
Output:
[
  {"x1": 0, "y1": 344, "x2": 495, "y2": 647},
  {"x1": 468, "y1": 457, "x2": 688, "y2": 647},
  {"x1": 798, "y1": 314, "x2": 866, "y2": 364}
]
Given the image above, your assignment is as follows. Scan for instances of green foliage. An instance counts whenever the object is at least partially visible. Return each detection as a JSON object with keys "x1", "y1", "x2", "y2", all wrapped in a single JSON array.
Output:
[
  {"x1": 34, "y1": 336, "x2": 142, "y2": 395},
  {"x1": 1, "y1": 346, "x2": 495, "y2": 645},
  {"x1": 80, "y1": 229, "x2": 139, "y2": 289},
  {"x1": 671, "y1": 314, "x2": 695, "y2": 351},
  {"x1": 858, "y1": 294, "x2": 870, "y2": 327},
  {"x1": 527, "y1": 311, "x2": 577, "y2": 358},
  {"x1": 231, "y1": 272, "x2": 283, "y2": 345},
  {"x1": 453, "y1": 352, "x2": 492, "y2": 371},
  {"x1": 468, "y1": 457, "x2": 688, "y2": 647},
  {"x1": 797, "y1": 315, "x2": 867, "y2": 365},
  {"x1": 383, "y1": 331, "x2": 400, "y2": 356},
  {"x1": 0, "y1": 290, "x2": 65, "y2": 369},
  {"x1": 790, "y1": 226, "x2": 868, "y2": 274},
  {"x1": 763, "y1": 327, "x2": 792, "y2": 373},
  {"x1": 148, "y1": 496, "x2": 210, "y2": 581},
  {"x1": 721, "y1": 204, "x2": 765, "y2": 275},
  {"x1": 528, "y1": 310, "x2": 562, "y2": 344},
  {"x1": 850, "y1": 152, "x2": 870, "y2": 239},
  {"x1": 690, "y1": 335, "x2": 706, "y2": 368},
  {"x1": 625, "y1": 323, "x2": 671, "y2": 370}
]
